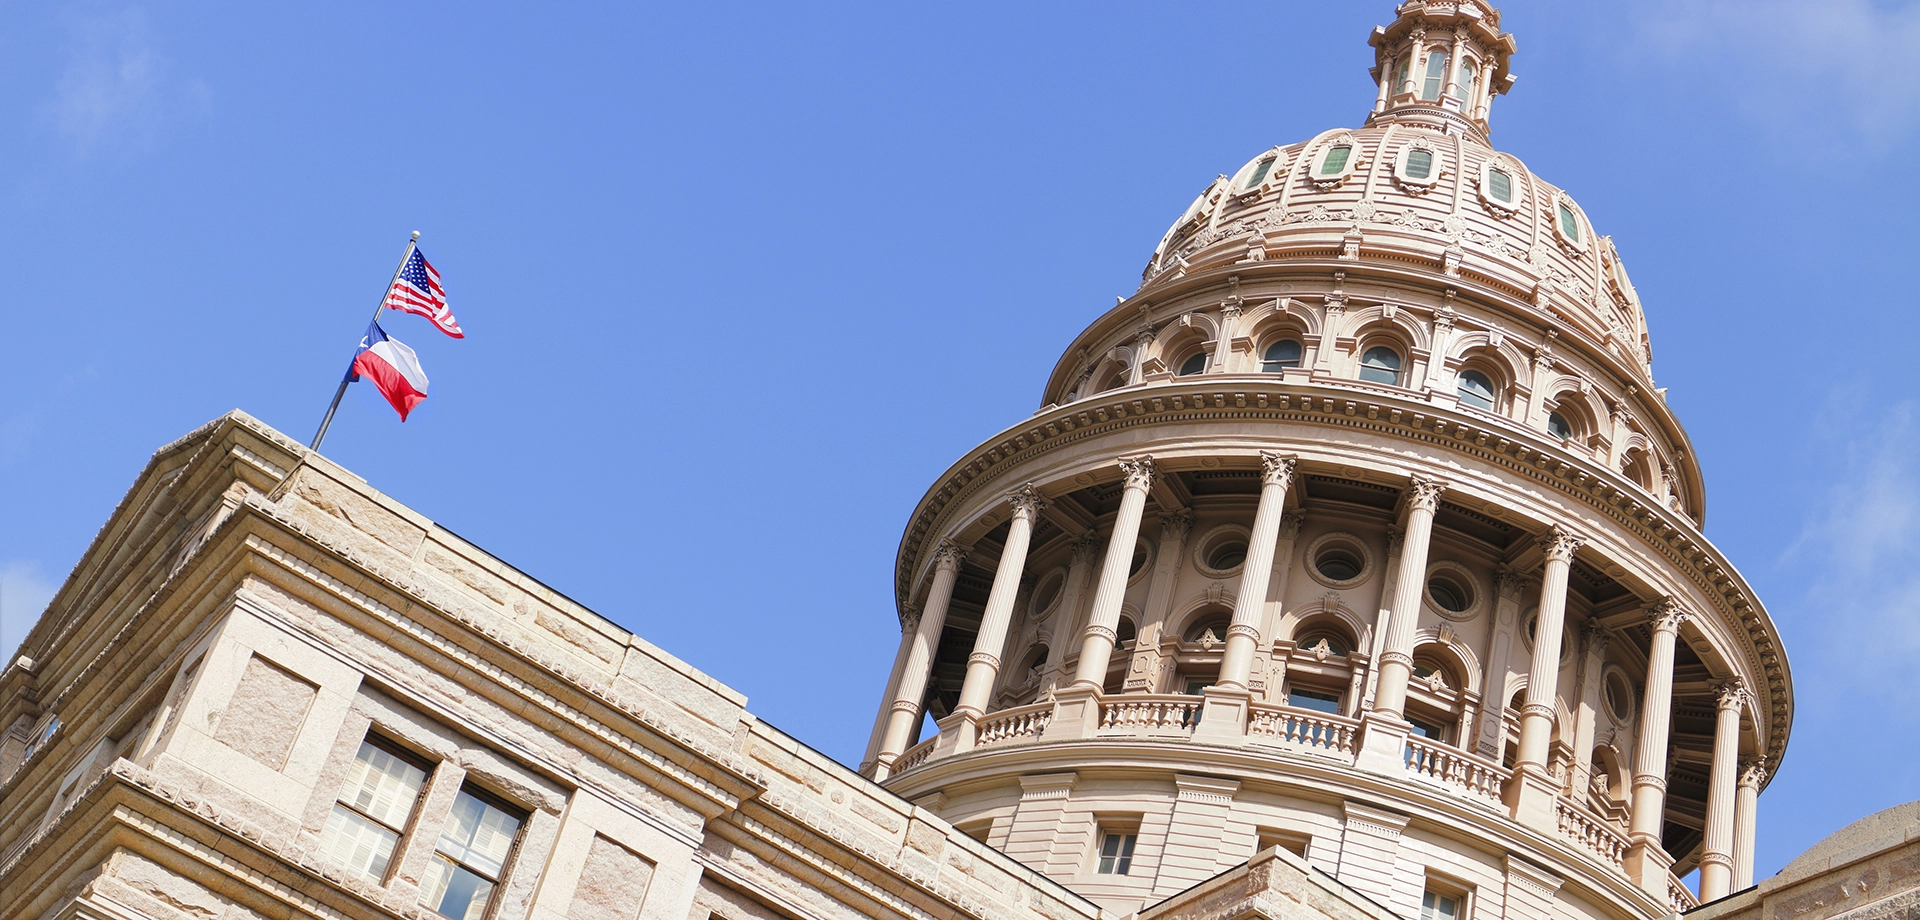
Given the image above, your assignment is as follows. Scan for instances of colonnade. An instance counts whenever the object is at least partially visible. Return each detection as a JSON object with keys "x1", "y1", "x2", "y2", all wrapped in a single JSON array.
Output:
[{"x1": 866, "y1": 457, "x2": 1763, "y2": 900}]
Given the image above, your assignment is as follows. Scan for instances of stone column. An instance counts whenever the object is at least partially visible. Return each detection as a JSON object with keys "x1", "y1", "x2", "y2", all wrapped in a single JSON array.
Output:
[
  {"x1": 1047, "y1": 457, "x2": 1155, "y2": 740},
  {"x1": 860, "y1": 605, "x2": 919, "y2": 773},
  {"x1": 1360, "y1": 527, "x2": 1406, "y2": 713},
  {"x1": 873, "y1": 543, "x2": 963, "y2": 778},
  {"x1": 948, "y1": 486, "x2": 1045, "y2": 752},
  {"x1": 1699, "y1": 679, "x2": 1748, "y2": 901},
  {"x1": 1474, "y1": 567, "x2": 1528, "y2": 758},
  {"x1": 1355, "y1": 476, "x2": 1446, "y2": 773},
  {"x1": 1626, "y1": 599, "x2": 1690, "y2": 896},
  {"x1": 1199, "y1": 453, "x2": 1297, "y2": 740},
  {"x1": 1038, "y1": 532, "x2": 1100, "y2": 693},
  {"x1": 1509, "y1": 525, "x2": 1584, "y2": 830},
  {"x1": 1734, "y1": 758, "x2": 1767, "y2": 890},
  {"x1": 1126, "y1": 511, "x2": 1192, "y2": 692}
]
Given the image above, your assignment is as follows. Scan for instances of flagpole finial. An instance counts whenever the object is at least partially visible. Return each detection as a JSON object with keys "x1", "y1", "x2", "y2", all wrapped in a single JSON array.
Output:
[{"x1": 410, "y1": 230, "x2": 421, "y2": 241}]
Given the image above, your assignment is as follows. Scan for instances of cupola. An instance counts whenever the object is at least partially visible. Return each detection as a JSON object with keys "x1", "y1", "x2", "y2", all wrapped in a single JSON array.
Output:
[{"x1": 1367, "y1": 0, "x2": 1518, "y2": 138}]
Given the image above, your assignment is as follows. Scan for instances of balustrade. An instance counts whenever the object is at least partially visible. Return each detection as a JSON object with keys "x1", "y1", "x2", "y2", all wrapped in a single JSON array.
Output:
[
  {"x1": 1403, "y1": 735, "x2": 1508, "y2": 806},
  {"x1": 1669, "y1": 872, "x2": 1701, "y2": 912},
  {"x1": 975, "y1": 702, "x2": 1053, "y2": 749},
  {"x1": 892, "y1": 737, "x2": 937, "y2": 775},
  {"x1": 1247, "y1": 703, "x2": 1358, "y2": 756},
  {"x1": 1097, "y1": 694, "x2": 1203, "y2": 735},
  {"x1": 1555, "y1": 799, "x2": 1630, "y2": 869}
]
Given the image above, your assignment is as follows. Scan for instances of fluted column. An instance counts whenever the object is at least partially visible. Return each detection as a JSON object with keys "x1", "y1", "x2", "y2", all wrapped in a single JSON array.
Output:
[
  {"x1": 1734, "y1": 758, "x2": 1767, "y2": 890},
  {"x1": 952, "y1": 486, "x2": 1046, "y2": 733},
  {"x1": 861, "y1": 604, "x2": 919, "y2": 773},
  {"x1": 1369, "y1": 476, "x2": 1447, "y2": 719},
  {"x1": 1627, "y1": 599, "x2": 1690, "y2": 894},
  {"x1": 872, "y1": 543, "x2": 963, "y2": 778},
  {"x1": 1218, "y1": 453, "x2": 1297, "y2": 691},
  {"x1": 1070, "y1": 458, "x2": 1156, "y2": 689},
  {"x1": 1514, "y1": 526, "x2": 1583, "y2": 775},
  {"x1": 1700, "y1": 679, "x2": 1749, "y2": 900}
]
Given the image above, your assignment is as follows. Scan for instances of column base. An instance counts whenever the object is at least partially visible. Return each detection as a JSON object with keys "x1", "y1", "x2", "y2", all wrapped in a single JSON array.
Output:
[
  {"x1": 1504, "y1": 765, "x2": 1560, "y2": 833},
  {"x1": 1041, "y1": 686, "x2": 1100, "y2": 742},
  {"x1": 1194, "y1": 686, "x2": 1253, "y2": 743},
  {"x1": 933, "y1": 711, "x2": 977, "y2": 757},
  {"x1": 1353, "y1": 712, "x2": 1411, "y2": 775},
  {"x1": 1625, "y1": 837, "x2": 1675, "y2": 899}
]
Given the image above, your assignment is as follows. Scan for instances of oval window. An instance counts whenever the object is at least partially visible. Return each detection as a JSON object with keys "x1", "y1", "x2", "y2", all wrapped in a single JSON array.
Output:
[
  {"x1": 1488, "y1": 168, "x2": 1514, "y2": 204},
  {"x1": 1558, "y1": 203, "x2": 1581, "y2": 242},
  {"x1": 1405, "y1": 149, "x2": 1434, "y2": 180},
  {"x1": 1315, "y1": 547, "x2": 1363, "y2": 582},
  {"x1": 1457, "y1": 370, "x2": 1496, "y2": 411},
  {"x1": 1359, "y1": 346, "x2": 1402, "y2": 385},
  {"x1": 1243, "y1": 157, "x2": 1275, "y2": 189},
  {"x1": 1426, "y1": 573, "x2": 1472, "y2": 614},
  {"x1": 1547, "y1": 411, "x2": 1574, "y2": 440},
  {"x1": 1605, "y1": 671, "x2": 1636, "y2": 722},
  {"x1": 1129, "y1": 542, "x2": 1150, "y2": 576},
  {"x1": 1319, "y1": 145, "x2": 1352, "y2": 176},
  {"x1": 1207, "y1": 540, "x2": 1247, "y2": 571},
  {"x1": 1262, "y1": 340, "x2": 1303, "y2": 373},
  {"x1": 1178, "y1": 353, "x2": 1209, "y2": 376}
]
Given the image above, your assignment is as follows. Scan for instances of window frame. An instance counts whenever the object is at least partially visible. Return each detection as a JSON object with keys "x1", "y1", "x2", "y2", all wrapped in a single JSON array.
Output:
[
  {"x1": 1477, "y1": 158, "x2": 1523, "y2": 218},
  {"x1": 1393, "y1": 141, "x2": 1443, "y2": 193},
  {"x1": 1454, "y1": 368, "x2": 1499, "y2": 412},
  {"x1": 1552, "y1": 193, "x2": 1589, "y2": 251},
  {"x1": 419, "y1": 782, "x2": 530, "y2": 920},
  {"x1": 320, "y1": 734, "x2": 434, "y2": 886},
  {"x1": 1308, "y1": 136, "x2": 1361, "y2": 188},
  {"x1": 1093, "y1": 820, "x2": 1142, "y2": 876},
  {"x1": 1176, "y1": 351, "x2": 1210, "y2": 377},
  {"x1": 1260, "y1": 337, "x2": 1305, "y2": 374},
  {"x1": 1419, "y1": 47, "x2": 1451, "y2": 101},
  {"x1": 1357, "y1": 343, "x2": 1406, "y2": 387},
  {"x1": 1233, "y1": 147, "x2": 1287, "y2": 200}
]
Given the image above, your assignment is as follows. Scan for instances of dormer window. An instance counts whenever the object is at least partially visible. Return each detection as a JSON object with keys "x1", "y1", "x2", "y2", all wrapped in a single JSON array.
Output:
[
  {"x1": 1242, "y1": 155, "x2": 1276, "y2": 190},
  {"x1": 1488, "y1": 169, "x2": 1513, "y2": 203},
  {"x1": 1319, "y1": 145, "x2": 1351, "y2": 176},
  {"x1": 1479, "y1": 161, "x2": 1521, "y2": 217},
  {"x1": 1262, "y1": 340, "x2": 1303, "y2": 372},
  {"x1": 1420, "y1": 50, "x2": 1450, "y2": 101},
  {"x1": 1406, "y1": 149, "x2": 1433, "y2": 180},
  {"x1": 1558, "y1": 203, "x2": 1581, "y2": 242}
]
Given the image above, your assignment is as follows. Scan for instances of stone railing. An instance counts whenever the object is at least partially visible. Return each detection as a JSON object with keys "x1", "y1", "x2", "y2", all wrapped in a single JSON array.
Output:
[
  {"x1": 1246, "y1": 704, "x2": 1358, "y2": 757},
  {"x1": 976, "y1": 702, "x2": 1052, "y2": 749},
  {"x1": 1555, "y1": 799, "x2": 1629, "y2": 869},
  {"x1": 1097, "y1": 694, "x2": 1202, "y2": 735},
  {"x1": 1669, "y1": 872, "x2": 1699, "y2": 913},
  {"x1": 893, "y1": 736, "x2": 937, "y2": 775},
  {"x1": 1403, "y1": 735, "x2": 1508, "y2": 806}
]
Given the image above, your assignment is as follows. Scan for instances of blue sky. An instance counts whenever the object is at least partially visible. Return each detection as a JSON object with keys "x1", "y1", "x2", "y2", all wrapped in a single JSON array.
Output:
[{"x1": 3, "y1": 1, "x2": 1917, "y2": 883}]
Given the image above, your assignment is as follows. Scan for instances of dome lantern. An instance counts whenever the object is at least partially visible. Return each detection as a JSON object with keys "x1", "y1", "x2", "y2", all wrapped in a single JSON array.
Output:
[{"x1": 1367, "y1": 0, "x2": 1518, "y2": 138}]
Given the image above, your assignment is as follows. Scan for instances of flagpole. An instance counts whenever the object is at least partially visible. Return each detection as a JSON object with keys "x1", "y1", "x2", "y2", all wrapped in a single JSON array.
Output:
[{"x1": 309, "y1": 230, "x2": 421, "y2": 452}]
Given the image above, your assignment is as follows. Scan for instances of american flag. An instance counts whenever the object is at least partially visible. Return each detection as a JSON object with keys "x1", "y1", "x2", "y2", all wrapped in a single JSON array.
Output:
[{"x1": 384, "y1": 248, "x2": 464, "y2": 339}]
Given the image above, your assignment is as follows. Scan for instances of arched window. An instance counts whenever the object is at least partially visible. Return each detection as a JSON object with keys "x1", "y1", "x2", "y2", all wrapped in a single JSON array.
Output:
[
  {"x1": 1185, "y1": 615, "x2": 1231, "y2": 644},
  {"x1": 1457, "y1": 58, "x2": 1478, "y2": 101},
  {"x1": 1405, "y1": 148, "x2": 1434, "y2": 180},
  {"x1": 1395, "y1": 55, "x2": 1412, "y2": 93},
  {"x1": 1421, "y1": 49, "x2": 1450, "y2": 101},
  {"x1": 1456, "y1": 370, "x2": 1496, "y2": 411},
  {"x1": 1178, "y1": 353, "x2": 1209, "y2": 376},
  {"x1": 1262, "y1": 340, "x2": 1303, "y2": 373},
  {"x1": 1115, "y1": 618, "x2": 1138, "y2": 649},
  {"x1": 1359, "y1": 346, "x2": 1402, "y2": 385},
  {"x1": 1547, "y1": 411, "x2": 1574, "y2": 440},
  {"x1": 1319, "y1": 145, "x2": 1352, "y2": 176},
  {"x1": 1487, "y1": 168, "x2": 1514, "y2": 205}
]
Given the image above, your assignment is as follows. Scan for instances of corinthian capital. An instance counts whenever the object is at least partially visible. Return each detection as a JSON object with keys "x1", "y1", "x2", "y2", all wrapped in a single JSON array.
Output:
[
  {"x1": 901, "y1": 604, "x2": 922, "y2": 633},
  {"x1": 1738, "y1": 757, "x2": 1770, "y2": 788},
  {"x1": 1118, "y1": 456, "x2": 1157, "y2": 491},
  {"x1": 1539, "y1": 525, "x2": 1584, "y2": 563},
  {"x1": 1071, "y1": 530, "x2": 1101, "y2": 564},
  {"x1": 932, "y1": 540, "x2": 966, "y2": 573},
  {"x1": 1715, "y1": 678, "x2": 1749, "y2": 711},
  {"x1": 1260, "y1": 452, "x2": 1299, "y2": 488},
  {"x1": 1405, "y1": 475, "x2": 1448, "y2": 513},
  {"x1": 1645, "y1": 597, "x2": 1690, "y2": 633},
  {"x1": 1278, "y1": 510, "x2": 1308, "y2": 541},
  {"x1": 1159, "y1": 510, "x2": 1195, "y2": 545},
  {"x1": 1008, "y1": 483, "x2": 1047, "y2": 520},
  {"x1": 1493, "y1": 565, "x2": 1532, "y2": 601}
]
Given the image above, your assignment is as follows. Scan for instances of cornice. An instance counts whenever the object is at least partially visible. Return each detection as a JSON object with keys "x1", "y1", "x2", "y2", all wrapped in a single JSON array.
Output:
[{"x1": 893, "y1": 380, "x2": 1789, "y2": 766}]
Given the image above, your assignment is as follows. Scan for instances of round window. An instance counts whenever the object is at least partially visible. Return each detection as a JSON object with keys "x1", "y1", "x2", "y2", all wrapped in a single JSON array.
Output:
[
  {"x1": 1129, "y1": 539, "x2": 1151, "y2": 579},
  {"x1": 1030, "y1": 570, "x2": 1065, "y2": 618},
  {"x1": 1427, "y1": 576, "x2": 1469, "y2": 613},
  {"x1": 1304, "y1": 533, "x2": 1372, "y2": 588},
  {"x1": 1317, "y1": 548, "x2": 1362, "y2": 581},
  {"x1": 1194, "y1": 525, "x2": 1252, "y2": 577},
  {"x1": 1604, "y1": 671, "x2": 1636, "y2": 723}
]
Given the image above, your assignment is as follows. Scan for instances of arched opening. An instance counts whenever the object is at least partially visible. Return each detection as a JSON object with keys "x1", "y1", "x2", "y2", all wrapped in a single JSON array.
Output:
[
  {"x1": 1261, "y1": 338, "x2": 1304, "y2": 373},
  {"x1": 1420, "y1": 48, "x2": 1451, "y2": 101},
  {"x1": 1284, "y1": 617, "x2": 1360, "y2": 715},
  {"x1": 1177, "y1": 352, "x2": 1209, "y2": 376},
  {"x1": 1456, "y1": 369, "x2": 1497, "y2": 411},
  {"x1": 1359, "y1": 344, "x2": 1404, "y2": 386}
]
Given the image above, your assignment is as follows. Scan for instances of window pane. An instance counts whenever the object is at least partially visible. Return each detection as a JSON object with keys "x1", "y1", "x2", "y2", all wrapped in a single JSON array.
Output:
[
  {"x1": 1288, "y1": 689, "x2": 1342, "y2": 714},
  {"x1": 1559, "y1": 203, "x2": 1580, "y2": 240},
  {"x1": 423, "y1": 855, "x2": 497, "y2": 920},
  {"x1": 1422, "y1": 51, "x2": 1449, "y2": 101},
  {"x1": 1458, "y1": 60, "x2": 1477, "y2": 99},
  {"x1": 1488, "y1": 168, "x2": 1512, "y2": 203},
  {"x1": 1457, "y1": 371, "x2": 1495, "y2": 410},
  {"x1": 1359, "y1": 346, "x2": 1401, "y2": 384},
  {"x1": 1178, "y1": 353, "x2": 1208, "y2": 376},
  {"x1": 1548, "y1": 412, "x2": 1574, "y2": 440},
  {"x1": 438, "y1": 791, "x2": 523, "y2": 879},
  {"x1": 1406, "y1": 149, "x2": 1433, "y2": 180},
  {"x1": 1263, "y1": 340, "x2": 1302, "y2": 371},
  {"x1": 1422, "y1": 891, "x2": 1460, "y2": 920},
  {"x1": 1320, "y1": 145, "x2": 1351, "y2": 175},
  {"x1": 1245, "y1": 157, "x2": 1274, "y2": 188},
  {"x1": 320, "y1": 804, "x2": 400, "y2": 883},
  {"x1": 340, "y1": 742, "x2": 427, "y2": 830},
  {"x1": 1117, "y1": 834, "x2": 1137, "y2": 874}
]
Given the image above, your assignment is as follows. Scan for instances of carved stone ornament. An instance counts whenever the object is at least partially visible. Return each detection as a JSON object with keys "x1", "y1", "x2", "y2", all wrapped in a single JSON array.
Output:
[
  {"x1": 1118, "y1": 456, "x2": 1157, "y2": 491},
  {"x1": 1539, "y1": 525, "x2": 1584, "y2": 563},
  {"x1": 1406, "y1": 475, "x2": 1448, "y2": 513},
  {"x1": 1581, "y1": 620, "x2": 1611, "y2": 656},
  {"x1": 1739, "y1": 757, "x2": 1770, "y2": 788},
  {"x1": 1259, "y1": 451, "x2": 1299, "y2": 488},
  {"x1": 900, "y1": 604, "x2": 922, "y2": 633},
  {"x1": 1715, "y1": 678, "x2": 1749, "y2": 711},
  {"x1": 1493, "y1": 565, "x2": 1530, "y2": 600},
  {"x1": 1646, "y1": 597, "x2": 1691, "y2": 633},
  {"x1": 932, "y1": 540, "x2": 966, "y2": 572},
  {"x1": 1007, "y1": 484, "x2": 1047, "y2": 519},
  {"x1": 1310, "y1": 637, "x2": 1335, "y2": 662},
  {"x1": 1278, "y1": 510, "x2": 1308, "y2": 541},
  {"x1": 1423, "y1": 670, "x2": 1450, "y2": 693},
  {"x1": 1071, "y1": 531, "x2": 1101, "y2": 564}
]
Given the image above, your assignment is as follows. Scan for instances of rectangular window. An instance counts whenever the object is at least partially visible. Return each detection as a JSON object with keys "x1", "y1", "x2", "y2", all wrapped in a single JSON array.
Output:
[
  {"x1": 1558, "y1": 203, "x2": 1581, "y2": 241},
  {"x1": 1408, "y1": 716, "x2": 1446, "y2": 740},
  {"x1": 1319, "y1": 146, "x2": 1351, "y2": 175},
  {"x1": 1422, "y1": 888, "x2": 1462, "y2": 920},
  {"x1": 1096, "y1": 831, "x2": 1138, "y2": 875},
  {"x1": 319, "y1": 738, "x2": 429, "y2": 883},
  {"x1": 1488, "y1": 169, "x2": 1513, "y2": 203},
  {"x1": 421, "y1": 787, "x2": 526, "y2": 920},
  {"x1": 1287, "y1": 688, "x2": 1342, "y2": 715}
]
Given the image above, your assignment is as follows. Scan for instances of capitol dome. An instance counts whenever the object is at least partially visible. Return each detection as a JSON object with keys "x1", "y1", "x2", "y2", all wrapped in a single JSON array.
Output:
[{"x1": 863, "y1": 3, "x2": 1788, "y2": 919}]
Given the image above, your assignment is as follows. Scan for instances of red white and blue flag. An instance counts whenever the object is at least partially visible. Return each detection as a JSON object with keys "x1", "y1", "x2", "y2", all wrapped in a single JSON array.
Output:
[
  {"x1": 349, "y1": 321, "x2": 430, "y2": 421},
  {"x1": 383, "y1": 248, "x2": 463, "y2": 338}
]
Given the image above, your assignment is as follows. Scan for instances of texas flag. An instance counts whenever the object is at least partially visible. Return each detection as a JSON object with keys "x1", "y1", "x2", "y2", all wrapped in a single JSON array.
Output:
[{"x1": 349, "y1": 321, "x2": 429, "y2": 421}]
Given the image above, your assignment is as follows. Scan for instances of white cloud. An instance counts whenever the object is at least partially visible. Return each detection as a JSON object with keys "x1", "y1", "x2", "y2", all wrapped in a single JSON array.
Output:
[
  {"x1": 1635, "y1": 0, "x2": 1920, "y2": 147},
  {"x1": 0, "y1": 561, "x2": 59, "y2": 663},
  {"x1": 1789, "y1": 398, "x2": 1920, "y2": 698},
  {"x1": 48, "y1": 8, "x2": 206, "y2": 152}
]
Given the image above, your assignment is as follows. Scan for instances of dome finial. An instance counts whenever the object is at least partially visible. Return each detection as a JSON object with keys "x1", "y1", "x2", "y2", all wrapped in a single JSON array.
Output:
[{"x1": 1366, "y1": 1, "x2": 1517, "y2": 137}]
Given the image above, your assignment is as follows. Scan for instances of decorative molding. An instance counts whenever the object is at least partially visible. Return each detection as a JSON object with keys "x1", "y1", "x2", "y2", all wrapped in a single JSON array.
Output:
[
  {"x1": 1540, "y1": 525, "x2": 1584, "y2": 563},
  {"x1": 1406, "y1": 475, "x2": 1448, "y2": 512},
  {"x1": 1259, "y1": 451, "x2": 1299, "y2": 488},
  {"x1": 1118, "y1": 456, "x2": 1157, "y2": 491}
]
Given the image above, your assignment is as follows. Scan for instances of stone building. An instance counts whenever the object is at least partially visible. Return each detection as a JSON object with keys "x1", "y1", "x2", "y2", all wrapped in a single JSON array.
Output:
[{"x1": 1, "y1": 3, "x2": 1914, "y2": 920}]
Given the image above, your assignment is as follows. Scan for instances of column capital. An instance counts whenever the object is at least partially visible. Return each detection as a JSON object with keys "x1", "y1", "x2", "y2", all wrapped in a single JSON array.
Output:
[
  {"x1": 1539, "y1": 525, "x2": 1585, "y2": 563},
  {"x1": 1715, "y1": 678, "x2": 1749, "y2": 712},
  {"x1": 1386, "y1": 525, "x2": 1406, "y2": 556},
  {"x1": 1071, "y1": 530, "x2": 1101, "y2": 564},
  {"x1": 1118, "y1": 456, "x2": 1157, "y2": 491},
  {"x1": 1494, "y1": 565, "x2": 1533, "y2": 600},
  {"x1": 1738, "y1": 757, "x2": 1770, "y2": 789},
  {"x1": 1645, "y1": 597, "x2": 1691, "y2": 634},
  {"x1": 1581, "y1": 619, "x2": 1611, "y2": 656},
  {"x1": 932, "y1": 540, "x2": 967, "y2": 573},
  {"x1": 1278, "y1": 510, "x2": 1308, "y2": 541},
  {"x1": 901, "y1": 604, "x2": 922, "y2": 633},
  {"x1": 1405, "y1": 475, "x2": 1448, "y2": 512},
  {"x1": 1008, "y1": 483, "x2": 1047, "y2": 520},
  {"x1": 1159, "y1": 509, "x2": 1195, "y2": 545},
  {"x1": 1259, "y1": 451, "x2": 1299, "y2": 488}
]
